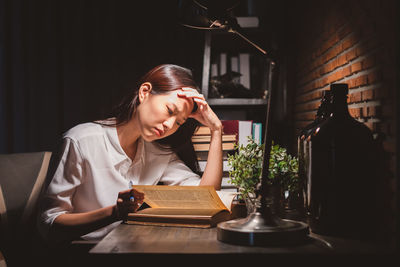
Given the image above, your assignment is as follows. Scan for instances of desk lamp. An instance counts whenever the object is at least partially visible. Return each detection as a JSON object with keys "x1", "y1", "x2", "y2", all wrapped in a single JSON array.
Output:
[{"x1": 179, "y1": 0, "x2": 309, "y2": 246}]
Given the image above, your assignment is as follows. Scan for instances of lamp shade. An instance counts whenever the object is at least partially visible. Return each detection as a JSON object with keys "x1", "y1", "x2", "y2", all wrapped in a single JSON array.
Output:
[{"x1": 177, "y1": 0, "x2": 240, "y2": 29}]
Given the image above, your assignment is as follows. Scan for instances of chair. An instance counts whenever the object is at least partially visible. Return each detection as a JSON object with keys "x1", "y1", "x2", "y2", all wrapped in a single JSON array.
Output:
[{"x1": 0, "y1": 152, "x2": 52, "y2": 267}]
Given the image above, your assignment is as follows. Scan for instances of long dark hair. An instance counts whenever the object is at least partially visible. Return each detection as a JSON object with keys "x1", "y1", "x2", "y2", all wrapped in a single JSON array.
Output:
[{"x1": 101, "y1": 64, "x2": 201, "y2": 174}]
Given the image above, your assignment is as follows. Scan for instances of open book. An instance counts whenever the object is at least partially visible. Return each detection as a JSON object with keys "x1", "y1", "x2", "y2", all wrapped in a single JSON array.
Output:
[{"x1": 126, "y1": 185, "x2": 237, "y2": 228}]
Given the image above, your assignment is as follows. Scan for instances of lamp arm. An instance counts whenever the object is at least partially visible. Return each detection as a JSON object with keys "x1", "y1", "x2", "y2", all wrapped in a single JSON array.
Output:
[
  {"x1": 230, "y1": 29, "x2": 267, "y2": 55},
  {"x1": 258, "y1": 59, "x2": 277, "y2": 217}
]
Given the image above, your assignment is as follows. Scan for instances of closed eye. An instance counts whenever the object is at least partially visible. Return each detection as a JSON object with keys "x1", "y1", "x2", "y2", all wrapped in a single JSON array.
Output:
[{"x1": 167, "y1": 106, "x2": 173, "y2": 115}]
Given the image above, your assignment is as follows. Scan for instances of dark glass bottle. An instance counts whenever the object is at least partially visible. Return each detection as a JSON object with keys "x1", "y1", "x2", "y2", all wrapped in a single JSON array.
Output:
[
  {"x1": 297, "y1": 90, "x2": 331, "y2": 219},
  {"x1": 304, "y1": 83, "x2": 377, "y2": 240}
]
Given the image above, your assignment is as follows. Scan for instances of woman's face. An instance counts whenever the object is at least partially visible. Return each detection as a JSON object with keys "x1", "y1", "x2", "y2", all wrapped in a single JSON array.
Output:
[{"x1": 136, "y1": 86, "x2": 194, "y2": 142}]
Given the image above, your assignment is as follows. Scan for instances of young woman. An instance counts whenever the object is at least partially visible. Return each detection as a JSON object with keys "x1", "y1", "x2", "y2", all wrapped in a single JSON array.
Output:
[{"x1": 38, "y1": 64, "x2": 223, "y2": 243}]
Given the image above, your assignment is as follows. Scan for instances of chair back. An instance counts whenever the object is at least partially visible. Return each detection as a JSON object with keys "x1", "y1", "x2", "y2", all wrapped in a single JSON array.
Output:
[{"x1": 0, "y1": 152, "x2": 52, "y2": 265}]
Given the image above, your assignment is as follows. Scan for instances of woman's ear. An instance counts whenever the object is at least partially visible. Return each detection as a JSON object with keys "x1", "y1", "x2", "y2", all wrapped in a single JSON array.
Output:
[{"x1": 138, "y1": 82, "x2": 152, "y2": 103}]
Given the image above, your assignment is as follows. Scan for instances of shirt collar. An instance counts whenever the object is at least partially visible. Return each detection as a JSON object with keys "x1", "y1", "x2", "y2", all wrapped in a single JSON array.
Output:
[{"x1": 103, "y1": 123, "x2": 145, "y2": 167}]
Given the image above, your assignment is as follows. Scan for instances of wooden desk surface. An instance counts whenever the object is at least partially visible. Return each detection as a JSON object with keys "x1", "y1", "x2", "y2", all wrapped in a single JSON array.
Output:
[{"x1": 90, "y1": 223, "x2": 385, "y2": 255}]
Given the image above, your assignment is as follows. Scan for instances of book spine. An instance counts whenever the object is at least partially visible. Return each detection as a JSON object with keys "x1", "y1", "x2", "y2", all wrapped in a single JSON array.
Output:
[
  {"x1": 252, "y1": 122, "x2": 262, "y2": 145},
  {"x1": 238, "y1": 120, "x2": 253, "y2": 147}
]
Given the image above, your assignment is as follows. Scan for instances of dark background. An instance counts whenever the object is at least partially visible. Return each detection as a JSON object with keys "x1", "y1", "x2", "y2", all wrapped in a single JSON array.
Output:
[{"x1": 0, "y1": 0, "x2": 211, "y2": 153}]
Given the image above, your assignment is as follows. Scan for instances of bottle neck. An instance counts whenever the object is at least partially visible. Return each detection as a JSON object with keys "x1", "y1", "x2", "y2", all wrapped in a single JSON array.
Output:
[{"x1": 331, "y1": 95, "x2": 350, "y2": 118}]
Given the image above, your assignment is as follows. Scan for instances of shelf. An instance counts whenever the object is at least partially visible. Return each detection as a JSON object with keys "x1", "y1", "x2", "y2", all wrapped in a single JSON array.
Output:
[{"x1": 207, "y1": 98, "x2": 267, "y2": 106}]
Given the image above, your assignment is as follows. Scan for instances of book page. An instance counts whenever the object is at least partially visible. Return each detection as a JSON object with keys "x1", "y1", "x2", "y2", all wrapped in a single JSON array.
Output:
[
  {"x1": 216, "y1": 191, "x2": 238, "y2": 212},
  {"x1": 133, "y1": 185, "x2": 228, "y2": 210}
]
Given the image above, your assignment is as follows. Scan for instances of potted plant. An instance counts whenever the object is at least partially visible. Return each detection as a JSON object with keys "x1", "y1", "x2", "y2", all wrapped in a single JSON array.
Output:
[
  {"x1": 227, "y1": 137, "x2": 264, "y2": 214},
  {"x1": 227, "y1": 137, "x2": 301, "y2": 215}
]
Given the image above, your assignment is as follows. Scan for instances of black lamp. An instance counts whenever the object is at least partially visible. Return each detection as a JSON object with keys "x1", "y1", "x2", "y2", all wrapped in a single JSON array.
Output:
[{"x1": 179, "y1": 0, "x2": 309, "y2": 246}]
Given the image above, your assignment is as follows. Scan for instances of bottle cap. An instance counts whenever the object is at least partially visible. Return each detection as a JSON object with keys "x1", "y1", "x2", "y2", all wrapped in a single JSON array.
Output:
[{"x1": 330, "y1": 83, "x2": 348, "y2": 96}]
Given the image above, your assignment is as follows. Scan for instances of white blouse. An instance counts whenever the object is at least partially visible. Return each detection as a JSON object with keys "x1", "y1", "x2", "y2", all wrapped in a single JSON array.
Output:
[{"x1": 38, "y1": 122, "x2": 200, "y2": 241}]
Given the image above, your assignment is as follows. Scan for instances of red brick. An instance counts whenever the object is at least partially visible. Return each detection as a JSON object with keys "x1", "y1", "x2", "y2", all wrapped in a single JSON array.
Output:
[
  {"x1": 346, "y1": 49, "x2": 357, "y2": 61},
  {"x1": 324, "y1": 61, "x2": 333, "y2": 74},
  {"x1": 325, "y1": 48, "x2": 337, "y2": 63},
  {"x1": 363, "y1": 106, "x2": 377, "y2": 117},
  {"x1": 341, "y1": 34, "x2": 358, "y2": 51},
  {"x1": 355, "y1": 75, "x2": 368, "y2": 87},
  {"x1": 341, "y1": 66, "x2": 352, "y2": 77},
  {"x1": 319, "y1": 65, "x2": 327, "y2": 76},
  {"x1": 321, "y1": 76, "x2": 329, "y2": 88},
  {"x1": 362, "y1": 89, "x2": 374, "y2": 101},
  {"x1": 348, "y1": 92, "x2": 362, "y2": 103},
  {"x1": 348, "y1": 78, "x2": 357, "y2": 89},
  {"x1": 327, "y1": 72, "x2": 335, "y2": 84},
  {"x1": 337, "y1": 54, "x2": 347, "y2": 66},
  {"x1": 349, "y1": 107, "x2": 361, "y2": 118},
  {"x1": 350, "y1": 62, "x2": 362, "y2": 73}
]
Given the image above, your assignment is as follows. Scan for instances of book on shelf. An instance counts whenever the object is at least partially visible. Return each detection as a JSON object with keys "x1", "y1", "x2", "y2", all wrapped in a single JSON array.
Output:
[
  {"x1": 193, "y1": 142, "x2": 235, "y2": 152},
  {"x1": 192, "y1": 134, "x2": 236, "y2": 143},
  {"x1": 194, "y1": 126, "x2": 211, "y2": 135},
  {"x1": 222, "y1": 120, "x2": 253, "y2": 147},
  {"x1": 252, "y1": 122, "x2": 262, "y2": 145},
  {"x1": 126, "y1": 185, "x2": 237, "y2": 228},
  {"x1": 193, "y1": 125, "x2": 238, "y2": 152}
]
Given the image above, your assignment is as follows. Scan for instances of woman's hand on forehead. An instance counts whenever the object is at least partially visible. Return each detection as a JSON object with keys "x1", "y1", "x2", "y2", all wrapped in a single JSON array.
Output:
[
  {"x1": 177, "y1": 87, "x2": 222, "y2": 132},
  {"x1": 177, "y1": 87, "x2": 207, "y2": 105}
]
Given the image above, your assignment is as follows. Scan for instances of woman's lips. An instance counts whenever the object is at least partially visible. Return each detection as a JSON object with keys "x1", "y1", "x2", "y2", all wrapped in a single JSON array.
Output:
[{"x1": 154, "y1": 128, "x2": 164, "y2": 137}]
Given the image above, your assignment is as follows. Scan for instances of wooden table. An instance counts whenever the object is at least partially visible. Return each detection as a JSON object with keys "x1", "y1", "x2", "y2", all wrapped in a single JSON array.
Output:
[{"x1": 88, "y1": 223, "x2": 392, "y2": 265}]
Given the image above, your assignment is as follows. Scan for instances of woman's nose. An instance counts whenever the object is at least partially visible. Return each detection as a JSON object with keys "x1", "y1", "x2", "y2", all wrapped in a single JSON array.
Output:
[{"x1": 162, "y1": 117, "x2": 176, "y2": 131}]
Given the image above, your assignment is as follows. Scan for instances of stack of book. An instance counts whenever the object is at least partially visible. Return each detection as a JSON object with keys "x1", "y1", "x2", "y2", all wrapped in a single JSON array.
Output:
[
  {"x1": 192, "y1": 125, "x2": 237, "y2": 192},
  {"x1": 192, "y1": 125, "x2": 236, "y2": 160}
]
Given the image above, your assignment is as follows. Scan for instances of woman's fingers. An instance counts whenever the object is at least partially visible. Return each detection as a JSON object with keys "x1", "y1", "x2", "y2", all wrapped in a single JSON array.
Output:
[
  {"x1": 118, "y1": 189, "x2": 144, "y2": 201},
  {"x1": 193, "y1": 98, "x2": 207, "y2": 105},
  {"x1": 181, "y1": 87, "x2": 198, "y2": 92},
  {"x1": 116, "y1": 189, "x2": 145, "y2": 218},
  {"x1": 177, "y1": 88, "x2": 221, "y2": 130},
  {"x1": 177, "y1": 90, "x2": 205, "y2": 101}
]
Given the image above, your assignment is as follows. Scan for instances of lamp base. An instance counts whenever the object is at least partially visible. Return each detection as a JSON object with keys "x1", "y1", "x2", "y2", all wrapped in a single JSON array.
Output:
[{"x1": 217, "y1": 211, "x2": 309, "y2": 246}]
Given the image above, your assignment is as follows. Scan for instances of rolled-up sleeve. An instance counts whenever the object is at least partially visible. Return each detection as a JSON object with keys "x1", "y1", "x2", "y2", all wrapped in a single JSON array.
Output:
[
  {"x1": 160, "y1": 153, "x2": 201, "y2": 186},
  {"x1": 37, "y1": 137, "x2": 84, "y2": 241}
]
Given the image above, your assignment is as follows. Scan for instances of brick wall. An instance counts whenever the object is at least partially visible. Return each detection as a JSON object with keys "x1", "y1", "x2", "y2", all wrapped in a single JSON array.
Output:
[{"x1": 287, "y1": 0, "x2": 398, "y2": 246}]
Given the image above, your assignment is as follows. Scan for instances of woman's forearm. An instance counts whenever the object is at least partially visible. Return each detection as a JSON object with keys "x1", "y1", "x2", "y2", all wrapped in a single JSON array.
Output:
[
  {"x1": 50, "y1": 205, "x2": 118, "y2": 242},
  {"x1": 199, "y1": 128, "x2": 223, "y2": 190}
]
